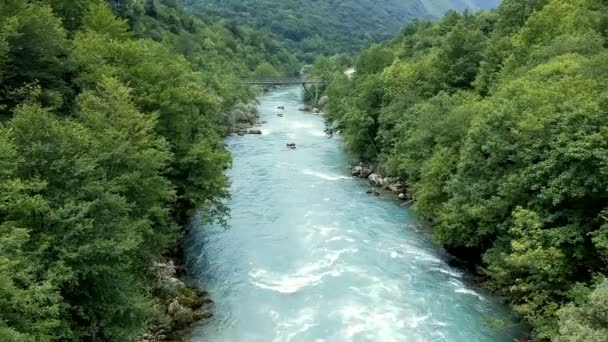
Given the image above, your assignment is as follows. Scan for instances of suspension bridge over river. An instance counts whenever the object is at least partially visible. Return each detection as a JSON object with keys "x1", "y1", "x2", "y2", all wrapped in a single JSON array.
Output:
[{"x1": 240, "y1": 78, "x2": 325, "y2": 86}]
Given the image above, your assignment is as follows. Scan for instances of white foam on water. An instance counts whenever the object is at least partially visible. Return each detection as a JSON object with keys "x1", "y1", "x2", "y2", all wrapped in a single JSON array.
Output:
[
  {"x1": 316, "y1": 225, "x2": 338, "y2": 237},
  {"x1": 336, "y1": 304, "x2": 408, "y2": 342},
  {"x1": 432, "y1": 267, "x2": 463, "y2": 278},
  {"x1": 301, "y1": 169, "x2": 350, "y2": 181},
  {"x1": 448, "y1": 278, "x2": 485, "y2": 300},
  {"x1": 344, "y1": 268, "x2": 402, "y2": 299},
  {"x1": 249, "y1": 269, "x2": 328, "y2": 294},
  {"x1": 402, "y1": 247, "x2": 442, "y2": 264},
  {"x1": 272, "y1": 308, "x2": 317, "y2": 342},
  {"x1": 307, "y1": 130, "x2": 326, "y2": 137},
  {"x1": 455, "y1": 288, "x2": 485, "y2": 301},
  {"x1": 409, "y1": 314, "x2": 431, "y2": 328},
  {"x1": 430, "y1": 330, "x2": 448, "y2": 342},
  {"x1": 249, "y1": 249, "x2": 356, "y2": 294},
  {"x1": 327, "y1": 236, "x2": 355, "y2": 243},
  {"x1": 291, "y1": 122, "x2": 316, "y2": 129}
]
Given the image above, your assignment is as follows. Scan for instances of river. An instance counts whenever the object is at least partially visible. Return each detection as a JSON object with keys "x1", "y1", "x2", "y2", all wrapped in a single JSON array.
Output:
[{"x1": 185, "y1": 87, "x2": 522, "y2": 341}]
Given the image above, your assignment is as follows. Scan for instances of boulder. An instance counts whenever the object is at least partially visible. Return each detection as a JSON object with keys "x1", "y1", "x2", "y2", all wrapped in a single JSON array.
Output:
[
  {"x1": 168, "y1": 299, "x2": 183, "y2": 315},
  {"x1": 360, "y1": 166, "x2": 373, "y2": 178},
  {"x1": 313, "y1": 108, "x2": 320, "y2": 114},
  {"x1": 368, "y1": 173, "x2": 385, "y2": 187},
  {"x1": 366, "y1": 188, "x2": 380, "y2": 196},
  {"x1": 351, "y1": 165, "x2": 373, "y2": 178},
  {"x1": 319, "y1": 95, "x2": 329, "y2": 108},
  {"x1": 388, "y1": 181, "x2": 404, "y2": 193},
  {"x1": 248, "y1": 129, "x2": 262, "y2": 135},
  {"x1": 193, "y1": 309, "x2": 213, "y2": 320},
  {"x1": 153, "y1": 260, "x2": 177, "y2": 279},
  {"x1": 398, "y1": 193, "x2": 408, "y2": 200}
]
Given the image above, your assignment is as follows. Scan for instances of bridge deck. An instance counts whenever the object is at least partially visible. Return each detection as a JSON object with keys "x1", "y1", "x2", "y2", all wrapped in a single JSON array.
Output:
[{"x1": 241, "y1": 78, "x2": 325, "y2": 85}]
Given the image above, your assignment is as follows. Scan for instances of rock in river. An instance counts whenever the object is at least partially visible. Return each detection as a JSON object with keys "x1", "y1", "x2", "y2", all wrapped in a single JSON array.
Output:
[
  {"x1": 368, "y1": 173, "x2": 385, "y2": 187},
  {"x1": 366, "y1": 188, "x2": 380, "y2": 196},
  {"x1": 351, "y1": 164, "x2": 373, "y2": 178},
  {"x1": 248, "y1": 129, "x2": 262, "y2": 135}
]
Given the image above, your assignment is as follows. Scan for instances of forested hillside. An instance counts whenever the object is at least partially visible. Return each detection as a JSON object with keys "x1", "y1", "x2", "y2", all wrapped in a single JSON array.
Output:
[
  {"x1": 316, "y1": 0, "x2": 608, "y2": 340},
  {"x1": 180, "y1": 0, "x2": 500, "y2": 62},
  {"x1": 0, "y1": 0, "x2": 296, "y2": 340}
]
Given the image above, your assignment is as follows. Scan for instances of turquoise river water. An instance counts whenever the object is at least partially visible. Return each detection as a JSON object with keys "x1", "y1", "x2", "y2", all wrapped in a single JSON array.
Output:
[{"x1": 185, "y1": 87, "x2": 523, "y2": 341}]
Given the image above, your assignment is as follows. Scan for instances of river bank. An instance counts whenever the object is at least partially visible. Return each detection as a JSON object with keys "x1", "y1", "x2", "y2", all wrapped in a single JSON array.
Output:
[
  {"x1": 138, "y1": 95, "x2": 271, "y2": 341},
  {"x1": 136, "y1": 253, "x2": 214, "y2": 342}
]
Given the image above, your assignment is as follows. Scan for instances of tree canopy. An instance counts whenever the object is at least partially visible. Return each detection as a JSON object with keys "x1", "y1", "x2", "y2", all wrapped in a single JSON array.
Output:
[
  {"x1": 180, "y1": 0, "x2": 500, "y2": 63},
  {"x1": 320, "y1": 0, "x2": 608, "y2": 339},
  {"x1": 0, "y1": 0, "x2": 297, "y2": 339}
]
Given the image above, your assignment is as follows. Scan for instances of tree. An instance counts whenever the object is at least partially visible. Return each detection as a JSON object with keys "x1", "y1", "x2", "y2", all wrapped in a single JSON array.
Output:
[
  {"x1": 81, "y1": 2, "x2": 132, "y2": 41},
  {"x1": 252, "y1": 62, "x2": 280, "y2": 78},
  {"x1": 0, "y1": 1, "x2": 71, "y2": 113},
  {"x1": 557, "y1": 279, "x2": 608, "y2": 342}
]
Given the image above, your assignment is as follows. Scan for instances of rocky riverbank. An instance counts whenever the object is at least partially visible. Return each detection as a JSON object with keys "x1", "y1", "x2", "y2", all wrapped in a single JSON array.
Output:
[
  {"x1": 138, "y1": 99, "x2": 265, "y2": 342},
  {"x1": 136, "y1": 258, "x2": 214, "y2": 342},
  {"x1": 349, "y1": 162, "x2": 410, "y2": 201},
  {"x1": 298, "y1": 105, "x2": 323, "y2": 115},
  {"x1": 225, "y1": 100, "x2": 262, "y2": 135}
]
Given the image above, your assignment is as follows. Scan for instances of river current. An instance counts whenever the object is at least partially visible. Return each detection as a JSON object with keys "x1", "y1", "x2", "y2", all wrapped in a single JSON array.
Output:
[{"x1": 185, "y1": 87, "x2": 522, "y2": 341}]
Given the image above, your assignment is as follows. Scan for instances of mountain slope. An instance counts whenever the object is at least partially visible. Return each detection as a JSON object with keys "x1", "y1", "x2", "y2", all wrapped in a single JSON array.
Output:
[
  {"x1": 180, "y1": 0, "x2": 500, "y2": 61},
  {"x1": 421, "y1": 0, "x2": 501, "y2": 17}
]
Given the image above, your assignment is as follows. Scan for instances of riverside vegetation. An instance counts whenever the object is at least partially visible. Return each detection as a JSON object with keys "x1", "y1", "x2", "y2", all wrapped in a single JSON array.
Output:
[
  {"x1": 2, "y1": 0, "x2": 605, "y2": 341},
  {"x1": 313, "y1": 0, "x2": 608, "y2": 340},
  {"x1": 0, "y1": 0, "x2": 298, "y2": 340}
]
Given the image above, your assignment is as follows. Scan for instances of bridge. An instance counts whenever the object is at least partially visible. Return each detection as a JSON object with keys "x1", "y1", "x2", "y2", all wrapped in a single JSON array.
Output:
[{"x1": 240, "y1": 78, "x2": 325, "y2": 86}]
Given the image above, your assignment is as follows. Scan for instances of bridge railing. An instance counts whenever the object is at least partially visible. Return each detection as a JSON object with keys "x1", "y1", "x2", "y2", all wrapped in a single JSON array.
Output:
[{"x1": 240, "y1": 78, "x2": 325, "y2": 85}]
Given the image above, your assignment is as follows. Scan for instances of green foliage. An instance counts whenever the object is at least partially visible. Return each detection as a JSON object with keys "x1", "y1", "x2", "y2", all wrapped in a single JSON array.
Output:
[
  {"x1": 322, "y1": 0, "x2": 608, "y2": 339},
  {"x1": 0, "y1": 0, "x2": 269, "y2": 339},
  {"x1": 253, "y1": 62, "x2": 280, "y2": 79},
  {"x1": 81, "y1": 2, "x2": 132, "y2": 40},
  {"x1": 180, "y1": 0, "x2": 499, "y2": 63},
  {"x1": 556, "y1": 278, "x2": 608, "y2": 342},
  {"x1": 122, "y1": 0, "x2": 299, "y2": 78},
  {"x1": 0, "y1": 1, "x2": 71, "y2": 113}
]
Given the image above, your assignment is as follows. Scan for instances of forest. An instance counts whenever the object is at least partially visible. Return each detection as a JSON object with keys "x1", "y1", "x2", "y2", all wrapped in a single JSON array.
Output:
[
  {"x1": 316, "y1": 0, "x2": 608, "y2": 340},
  {"x1": 3, "y1": 0, "x2": 608, "y2": 340},
  {"x1": 0, "y1": 0, "x2": 297, "y2": 340},
  {"x1": 179, "y1": 0, "x2": 499, "y2": 63}
]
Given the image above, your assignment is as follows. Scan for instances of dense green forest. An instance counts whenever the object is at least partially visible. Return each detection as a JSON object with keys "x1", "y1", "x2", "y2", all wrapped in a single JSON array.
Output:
[
  {"x1": 179, "y1": 0, "x2": 499, "y2": 62},
  {"x1": 0, "y1": 0, "x2": 298, "y2": 340},
  {"x1": 316, "y1": 0, "x2": 608, "y2": 340},
  {"x1": 4, "y1": 0, "x2": 608, "y2": 340}
]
